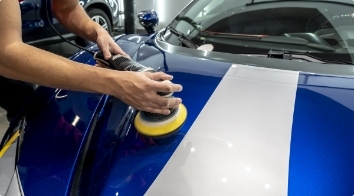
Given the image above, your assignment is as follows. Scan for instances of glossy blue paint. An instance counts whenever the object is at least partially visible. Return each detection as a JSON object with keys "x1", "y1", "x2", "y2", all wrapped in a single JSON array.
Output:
[
  {"x1": 288, "y1": 73, "x2": 354, "y2": 195},
  {"x1": 24, "y1": 33, "x2": 230, "y2": 195},
  {"x1": 17, "y1": 35, "x2": 152, "y2": 195},
  {"x1": 116, "y1": 34, "x2": 151, "y2": 45},
  {"x1": 16, "y1": 30, "x2": 354, "y2": 195},
  {"x1": 74, "y1": 96, "x2": 136, "y2": 195},
  {"x1": 17, "y1": 86, "x2": 105, "y2": 195},
  {"x1": 98, "y1": 37, "x2": 232, "y2": 195}
]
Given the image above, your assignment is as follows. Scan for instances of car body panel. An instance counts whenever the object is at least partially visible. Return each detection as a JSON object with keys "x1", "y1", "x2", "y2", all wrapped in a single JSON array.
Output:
[
  {"x1": 13, "y1": 34, "x2": 132, "y2": 195},
  {"x1": 289, "y1": 73, "x2": 354, "y2": 195},
  {"x1": 16, "y1": 87, "x2": 105, "y2": 195},
  {"x1": 111, "y1": 34, "x2": 354, "y2": 195},
  {"x1": 12, "y1": 32, "x2": 354, "y2": 196},
  {"x1": 101, "y1": 63, "x2": 300, "y2": 196},
  {"x1": 101, "y1": 42, "x2": 233, "y2": 196}
]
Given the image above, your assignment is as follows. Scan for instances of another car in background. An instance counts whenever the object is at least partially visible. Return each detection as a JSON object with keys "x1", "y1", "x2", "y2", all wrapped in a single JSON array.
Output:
[
  {"x1": 20, "y1": 0, "x2": 122, "y2": 46},
  {"x1": 2, "y1": 0, "x2": 354, "y2": 195}
]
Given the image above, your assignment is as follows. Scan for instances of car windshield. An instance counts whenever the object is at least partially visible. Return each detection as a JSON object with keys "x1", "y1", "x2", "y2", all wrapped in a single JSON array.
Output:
[{"x1": 163, "y1": 0, "x2": 354, "y2": 64}]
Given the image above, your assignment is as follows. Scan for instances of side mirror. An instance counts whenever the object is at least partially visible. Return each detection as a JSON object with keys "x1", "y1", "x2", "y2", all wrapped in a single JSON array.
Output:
[{"x1": 137, "y1": 10, "x2": 159, "y2": 34}]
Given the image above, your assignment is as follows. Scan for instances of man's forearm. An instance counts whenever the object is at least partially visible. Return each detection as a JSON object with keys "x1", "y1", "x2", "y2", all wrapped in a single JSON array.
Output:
[
  {"x1": 0, "y1": 41, "x2": 114, "y2": 95},
  {"x1": 51, "y1": 1, "x2": 103, "y2": 42}
]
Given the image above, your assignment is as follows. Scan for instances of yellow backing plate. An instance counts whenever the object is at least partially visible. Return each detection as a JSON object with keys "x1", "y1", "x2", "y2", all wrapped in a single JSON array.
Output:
[{"x1": 134, "y1": 104, "x2": 187, "y2": 137}]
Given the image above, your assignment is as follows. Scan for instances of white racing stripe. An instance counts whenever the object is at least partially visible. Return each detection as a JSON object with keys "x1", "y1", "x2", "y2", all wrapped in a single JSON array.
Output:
[{"x1": 145, "y1": 64, "x2": 299, "y2": 196}]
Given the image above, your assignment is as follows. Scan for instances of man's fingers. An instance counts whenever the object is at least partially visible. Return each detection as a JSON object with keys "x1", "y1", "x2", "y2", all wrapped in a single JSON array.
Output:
[
  {"x1": 150, "y1": 80, "x2": 183, "y2": 93},
  {"x1": 111, "y1": 44, "x2": 131, "y2": 59},
  {"x1": 139, "y1": 107, "x2": 171, "y2": 115},
  {"x1": 144, "y1": 72, "x2": 182, "y2": 94},
  {"x1": 151, "y1": 95, "x2": 182, "y2": 108},
  {"x1": 139, "y1": 97, "x2": 181, "y2": 115},
  {"x1": 146, "y1": 72, "x2": 173, "y2": 81},
  {"x1": 95, "y1": 61, "x2": 109, "y2": 68},
  {"x1": 139, "y1": 97, "x2": 179, "y2": 109},
  {"x1": 103, "y1": 48, "x2": 112, "y2": 60}
]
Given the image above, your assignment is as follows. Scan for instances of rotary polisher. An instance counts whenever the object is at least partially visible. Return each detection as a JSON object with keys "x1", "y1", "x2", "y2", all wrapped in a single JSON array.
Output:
[{"x1": 94, "y1": 52, "x2": 187, "y2": 137}]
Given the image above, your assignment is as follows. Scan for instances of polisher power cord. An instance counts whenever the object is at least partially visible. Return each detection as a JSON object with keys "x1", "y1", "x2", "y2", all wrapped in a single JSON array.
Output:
[
  {"x1": 45, "y1": 2, "x2": 187, "y2": 136},
  {"x1": 45, "y1": 0, "x2": 95, "y2": 55}
]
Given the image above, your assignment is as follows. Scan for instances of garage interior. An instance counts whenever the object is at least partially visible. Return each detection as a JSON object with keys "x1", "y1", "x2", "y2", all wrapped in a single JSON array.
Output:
[{"x1": 2, "y1": 1, "x2": 354, "y2": 195}]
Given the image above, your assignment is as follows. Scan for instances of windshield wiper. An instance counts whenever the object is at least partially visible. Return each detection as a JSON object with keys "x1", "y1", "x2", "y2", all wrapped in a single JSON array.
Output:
[
  {"x1": 293, "y1": 52, "x2": 353, "y2": 65},
  {"x1": 166, "y1": 27, "x2": 198, "y2": 49},
  {"x1": 266, "y1": 50, "x2": 353, "y2": 64}
]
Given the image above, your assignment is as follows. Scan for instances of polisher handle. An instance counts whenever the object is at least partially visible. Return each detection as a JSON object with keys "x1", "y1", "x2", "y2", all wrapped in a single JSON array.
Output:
[
  {"x1": 94, "y1": 51, "x2": 172, "y2": 96},
  {"x1": 94, "y1": 52, "x2": 152, "y2": 72}
]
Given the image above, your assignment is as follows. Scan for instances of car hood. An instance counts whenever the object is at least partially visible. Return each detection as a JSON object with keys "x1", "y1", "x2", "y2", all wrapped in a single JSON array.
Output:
[
  {"x1": 15, "y1": 34, "x2": 354, "y2": 196},
  {"x1": 100, "y1": 34, "x2": 354, "y2": 195}
]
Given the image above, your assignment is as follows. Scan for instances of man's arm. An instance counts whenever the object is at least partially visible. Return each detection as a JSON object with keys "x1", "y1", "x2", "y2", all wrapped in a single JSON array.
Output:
[
  {"x1": 0, "y1": 0, "x2": 105, "y2": 93},
  {"x1": 51, "y1": 0, "x2": 126, "y2": 59},
  {"x1": 51, "y1": 0, "x2": 100, "y2": 43},
  {"x1": 0, "y1": 0, "x2": 182, "y2": 115}
]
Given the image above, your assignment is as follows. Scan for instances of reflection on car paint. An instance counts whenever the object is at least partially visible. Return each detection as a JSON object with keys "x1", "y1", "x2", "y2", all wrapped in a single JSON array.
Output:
[
  {"x1": 100, "y1": 35, "x2": 233, "y2": 195},
  {"x1": 17, "y1": 88, "x2": 104, "y2": 195},
  {"x1": 289, "y1": 73, "x2": 354, "y2": 195}
]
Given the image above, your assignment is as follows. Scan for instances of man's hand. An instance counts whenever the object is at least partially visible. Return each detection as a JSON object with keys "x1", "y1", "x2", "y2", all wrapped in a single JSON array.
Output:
[
  {"x1": 108, "y1": 71, "x2": 183, "y2": 115},
  {"x1": 51, "y1": 0, "x2": 128, "y2": 59},
  {"x1": 95, "y1": 28, "x2": 130, "y2": 59},
  {"x1": 94, "y1": 51, "x2": 184, "y2": 115},
  {"x1": 51, "y1": 0, "x2": 184, "y2": 115}
]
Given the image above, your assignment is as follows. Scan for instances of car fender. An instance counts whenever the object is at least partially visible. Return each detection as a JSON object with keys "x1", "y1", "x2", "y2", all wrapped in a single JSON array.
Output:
[{"x1": 115, "y1": 34, "x2": 157, "y2": 58}]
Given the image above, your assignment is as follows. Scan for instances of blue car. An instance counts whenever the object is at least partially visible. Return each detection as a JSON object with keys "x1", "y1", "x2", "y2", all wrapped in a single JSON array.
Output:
[
  {"x1": 20, "y1": 0, "x2": 122, "y2": 46},
  {"x1": 1, "y1": 0, "x2": 354, "y2": 195}
]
